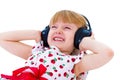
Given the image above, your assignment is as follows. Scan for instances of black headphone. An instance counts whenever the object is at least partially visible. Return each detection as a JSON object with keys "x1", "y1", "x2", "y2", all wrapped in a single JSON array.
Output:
[
  {"x1": 74, "y1": 15, "x2": 92, "y2": 49},
  {"x1": 41, "y1": 15, "x2": 92, "y2": 49}
]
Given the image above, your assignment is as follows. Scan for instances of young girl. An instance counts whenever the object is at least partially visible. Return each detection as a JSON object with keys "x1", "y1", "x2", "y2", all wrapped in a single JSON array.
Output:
[{"x1": 0, "y1": 10, "x2": 114, "y2": 80}]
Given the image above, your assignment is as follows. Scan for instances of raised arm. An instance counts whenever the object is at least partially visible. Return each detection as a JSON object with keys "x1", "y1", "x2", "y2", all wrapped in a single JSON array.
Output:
[
  {"x1": 75, "y1": 37, "x2": 114, "y2": 76},
  {"x1": 0, "y1": 30, "x2": 41, "y2": 60}
]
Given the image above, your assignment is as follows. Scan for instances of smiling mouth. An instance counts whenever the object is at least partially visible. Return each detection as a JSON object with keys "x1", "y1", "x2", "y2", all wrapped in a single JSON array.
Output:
[{"x1": 53, "y1": 37, "x2": 64, "y2": 42}]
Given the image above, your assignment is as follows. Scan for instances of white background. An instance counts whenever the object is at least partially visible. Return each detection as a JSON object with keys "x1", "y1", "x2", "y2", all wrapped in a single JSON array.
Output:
[{"x1": 0, "y1": 0, "x2": 120, "y2": 80}]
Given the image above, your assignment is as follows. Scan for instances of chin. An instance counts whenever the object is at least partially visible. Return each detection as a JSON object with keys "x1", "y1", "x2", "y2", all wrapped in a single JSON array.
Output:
[
  {"x1": 54, "y1": 44, "x2": 60, "y2": 48},
  {"x1": 54, "y1": 44, "x2": 62, "y2": 49}
]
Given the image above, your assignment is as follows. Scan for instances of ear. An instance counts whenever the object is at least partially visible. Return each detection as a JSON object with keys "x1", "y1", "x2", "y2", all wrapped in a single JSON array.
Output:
[
  {"x1": 74, "y1": 27, "x2": 92, "y2": 49},
  {"x1": 74, "y1": 15, "x2": 92, "y2": 49},
  {"x1": 41, "y1": 25, "x2": 50, "y2": 47}
]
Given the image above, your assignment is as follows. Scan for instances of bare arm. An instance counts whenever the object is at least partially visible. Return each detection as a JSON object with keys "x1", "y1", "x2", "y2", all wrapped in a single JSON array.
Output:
[
  {"x1": 0, "y1": 30, "x2": 41, "y2": 60},
  {"x1": 75, "y1": 37, "x2": 114, "y2": 76}
]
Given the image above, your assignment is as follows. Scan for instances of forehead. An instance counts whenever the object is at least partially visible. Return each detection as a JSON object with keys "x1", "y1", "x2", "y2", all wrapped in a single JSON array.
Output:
[
  {"x1": 49, "y1": 11, "x2": 86, "y2": 28},
  {"x1": 52, "y1": 20, "x2": 77, "y2": 27},
  {"x1": 50, "y1": 15, "x2": 73, "y2": 25}
]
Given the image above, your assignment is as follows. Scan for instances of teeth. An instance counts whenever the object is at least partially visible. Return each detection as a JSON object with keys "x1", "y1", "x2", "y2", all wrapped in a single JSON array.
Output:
[{"x1": 54, "y1": 38, "x2": 64, "y2": 41}]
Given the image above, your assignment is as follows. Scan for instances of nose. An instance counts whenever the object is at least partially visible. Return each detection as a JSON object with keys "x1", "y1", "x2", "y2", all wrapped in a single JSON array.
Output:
[{"x1": 55, "y1": 27, "x2": 63, "y2": 34}]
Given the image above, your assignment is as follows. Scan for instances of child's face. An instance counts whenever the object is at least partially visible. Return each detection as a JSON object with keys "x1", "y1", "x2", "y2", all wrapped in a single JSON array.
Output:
[{"x1": 48, "y1": 21, "x2": 78, "y2": 55}]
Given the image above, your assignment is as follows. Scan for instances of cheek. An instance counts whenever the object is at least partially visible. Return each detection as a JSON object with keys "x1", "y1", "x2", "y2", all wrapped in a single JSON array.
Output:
[
  {"x1": 47, "y1": 31, "x2": 54, "y2": 45},
  {"x1": 66, "y1": 32, "x2": 75, "y2": 44},
  {"x1": 66, "y1": 34, "x2": 74, "y2": 44},
  {"x1": 47, "y1": 34, "x2": 51, "y2": 44},
  {"x1": 67, "y1": 32, "x2": 75, "y2": 39}
]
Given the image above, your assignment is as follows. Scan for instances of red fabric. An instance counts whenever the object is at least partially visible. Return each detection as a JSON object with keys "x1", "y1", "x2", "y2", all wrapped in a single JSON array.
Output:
[{"x1": 1, "y1": 64, "x2": 47, "y2": 80}]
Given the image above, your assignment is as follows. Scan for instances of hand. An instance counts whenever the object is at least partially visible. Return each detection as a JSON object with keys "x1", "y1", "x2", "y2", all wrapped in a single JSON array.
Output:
[
  {"x1": 89, "y1": 32, "x2": 95, "y2": 40},
  {"x1": 79, "y1": 32, "x2": 96, "y2": 51}
]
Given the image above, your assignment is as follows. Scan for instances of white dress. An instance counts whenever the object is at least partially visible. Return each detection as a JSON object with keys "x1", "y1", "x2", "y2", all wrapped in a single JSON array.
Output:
[{"x1": 0, "y1": 41, "x2": 88, "y2": 80}]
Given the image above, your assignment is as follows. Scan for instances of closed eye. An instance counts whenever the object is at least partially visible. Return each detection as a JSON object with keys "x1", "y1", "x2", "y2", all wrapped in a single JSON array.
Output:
[
  {"x1": 51, "y1": 26, "x2": 57, "y2": 29},
  {"x1": 64, "y1": 27, "x2": 71, "y2": 30}
]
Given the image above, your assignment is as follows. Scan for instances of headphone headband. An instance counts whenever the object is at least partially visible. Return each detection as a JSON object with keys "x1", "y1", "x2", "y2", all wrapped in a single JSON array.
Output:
[{"x1": 82, "y1": 15, "x2": 92, "y2": 31}]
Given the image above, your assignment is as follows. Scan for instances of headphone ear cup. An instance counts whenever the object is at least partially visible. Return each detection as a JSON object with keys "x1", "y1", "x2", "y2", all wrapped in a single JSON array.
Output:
[
  {"x1": 74, "y1": 27, "x2": 92, "y2": 49},
  {"x1": 41, "y1": 25, "x2": 50, "y2": 47},
  {"x1": 81, "y1": 27, "x2": 92, "y2": 36}
]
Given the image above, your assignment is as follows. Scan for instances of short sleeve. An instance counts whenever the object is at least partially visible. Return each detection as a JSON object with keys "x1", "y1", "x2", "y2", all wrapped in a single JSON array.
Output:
[
  {"x1": 32, "y1": 41, "x2": 44, "y2": 54},
  {"x1": 73, "y1": 51, "x2": 84, "y2": 64},
  {"x1": 76, "y1": 72, "x2": 88, "y2": 80},
  {"x1": 73, "y1": 51, "x2": 88, "y2": 80}
]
